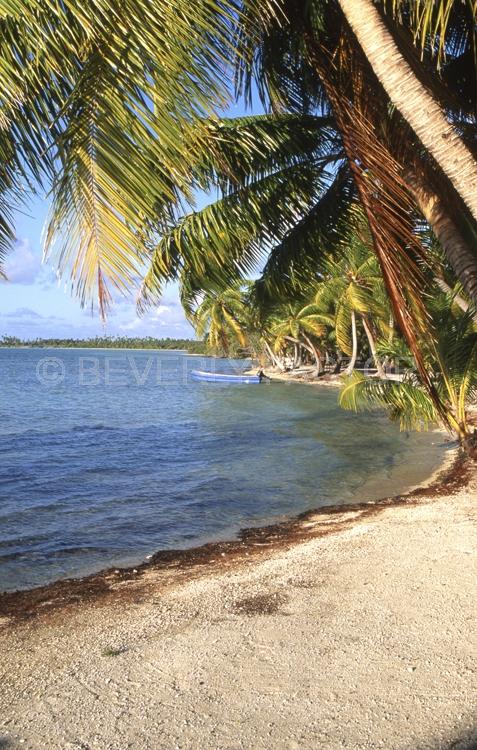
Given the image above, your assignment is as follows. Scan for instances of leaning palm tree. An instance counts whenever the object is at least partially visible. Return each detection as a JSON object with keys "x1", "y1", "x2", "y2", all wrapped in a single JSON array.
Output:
[
  {"x1": 340, "y1": 305, "x2": 477, "y2": 456},
  {"x1": 236, "y1": 0, "x2": 477, "y2": 319},
  {"x1": 269, "y1": 302, "x2": 331, "y2": 374},
  {"x1": 336, "y1": 0, "x2": 477, "y2": 223},
  {"x1": 313, "y1": 221, "x2": 391, "y2": 377}
]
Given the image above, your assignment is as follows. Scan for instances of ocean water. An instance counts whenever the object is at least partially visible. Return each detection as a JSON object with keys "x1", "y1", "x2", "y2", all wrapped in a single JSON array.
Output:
[{"x1": 0, "y1": 348, "x2": 449, "y2": 592}]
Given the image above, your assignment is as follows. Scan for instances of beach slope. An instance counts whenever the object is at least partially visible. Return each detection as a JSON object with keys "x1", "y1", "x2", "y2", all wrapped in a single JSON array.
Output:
[{"x1": 1, "y1": 463, "x2": 476, "y2": 750}]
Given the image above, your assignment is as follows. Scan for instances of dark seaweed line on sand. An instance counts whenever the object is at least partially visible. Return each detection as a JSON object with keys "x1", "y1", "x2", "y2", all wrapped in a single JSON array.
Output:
[{"x1": 0, "y1": 452, "x2": 472, "y2": 626}]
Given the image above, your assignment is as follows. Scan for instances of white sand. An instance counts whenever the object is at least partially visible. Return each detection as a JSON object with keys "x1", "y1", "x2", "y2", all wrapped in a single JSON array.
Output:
[{"x1": 1, "y1": 466, "x2": 476, "y2": 750}]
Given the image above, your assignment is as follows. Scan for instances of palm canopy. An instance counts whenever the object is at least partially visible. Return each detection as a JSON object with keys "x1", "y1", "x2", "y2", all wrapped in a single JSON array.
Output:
[
  {"x1": 0, "y1": 0, "x2": 277, "y2": 314},
  {"x1": 188, "y1": 283, "x2": 251, "y2": 355},
  {"x1": 312, "y1": 213, "x2": 390, "y2": 350},
  {"x1": 138, "y1": 111, "x2": 351, "y2": 310},
  {"x1": 237, "y1": 0, "x2": 477, "y2": 319},
  {"x1": 1, "y1": 0, "x2": 476, "y2": 323},
  {"x1": 340, "y1": 303, "x2": 477, "y2": 443},
  {"x1": 270, "y1": 303, "x2": 330, "y2": 345}
]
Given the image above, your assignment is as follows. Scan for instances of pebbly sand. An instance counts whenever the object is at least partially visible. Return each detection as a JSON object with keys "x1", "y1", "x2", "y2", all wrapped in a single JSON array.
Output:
[{"x1": 0, "y1": 454, "x2": 476, "y2": 750}]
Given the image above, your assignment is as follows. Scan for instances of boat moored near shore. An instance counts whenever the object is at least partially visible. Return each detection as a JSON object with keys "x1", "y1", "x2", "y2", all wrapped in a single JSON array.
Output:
[{"x1": 191, "y1": 369, "x2": 261, "y2": 384}]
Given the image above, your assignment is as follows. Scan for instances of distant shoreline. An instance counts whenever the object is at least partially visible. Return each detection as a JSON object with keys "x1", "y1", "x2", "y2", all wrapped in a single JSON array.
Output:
[{"x1": 0, "y1": 337, "x2": 207, "y2": 354}]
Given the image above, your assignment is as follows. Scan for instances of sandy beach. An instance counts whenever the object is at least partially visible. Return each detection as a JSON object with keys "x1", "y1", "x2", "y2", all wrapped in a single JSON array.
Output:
[{"x1": 0, "y1": 454, "x2": 475, "y2": 750}]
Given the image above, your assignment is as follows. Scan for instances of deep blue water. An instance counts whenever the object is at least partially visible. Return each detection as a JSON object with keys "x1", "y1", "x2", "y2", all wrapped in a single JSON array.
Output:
[{"x1": 0, "y1": 348, "x2": 448, "y2": 592}]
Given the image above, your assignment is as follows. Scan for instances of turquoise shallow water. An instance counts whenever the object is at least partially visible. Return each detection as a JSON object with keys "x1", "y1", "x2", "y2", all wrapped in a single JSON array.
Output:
[{"x1": 0, "y1": 348, "x2": 449, "y2": 592}]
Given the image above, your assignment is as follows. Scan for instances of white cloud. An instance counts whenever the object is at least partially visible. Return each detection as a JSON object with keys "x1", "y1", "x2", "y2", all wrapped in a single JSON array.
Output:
[
  {"x1": 154, "y1": 304, "x2": 171, "y2": 317},
  {"x1": 118, "y1": 303, "x2": 193, "y2": 337},
  {"x1": 4, "y1": 238, "x2": 42, "y2": 284},
  {"x1": 120, "y1": 317, "x2": 143, "y2": 332}
]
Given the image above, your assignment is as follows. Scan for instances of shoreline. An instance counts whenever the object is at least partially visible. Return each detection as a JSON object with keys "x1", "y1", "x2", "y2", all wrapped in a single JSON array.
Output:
[
  {"x1": 247, "y1": 365, "x2": 347, "y2": 387},
  {"x1": 0, "y1": 445, "x2": 468, "y2": 628},
  {"x1": 1, "y1": 450, "x2": 475, "y2": 750}
]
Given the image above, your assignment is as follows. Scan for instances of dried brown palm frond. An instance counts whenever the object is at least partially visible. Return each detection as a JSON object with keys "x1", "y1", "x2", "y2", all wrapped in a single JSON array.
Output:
[{"x1": 304, "y1": 26, "x2": 453, "y2": 428}]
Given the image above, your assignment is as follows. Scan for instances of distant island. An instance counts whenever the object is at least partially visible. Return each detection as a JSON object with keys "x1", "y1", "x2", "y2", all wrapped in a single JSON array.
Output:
[{"x1": 0, "y1": 335, "x2": 207, "y2": 353}]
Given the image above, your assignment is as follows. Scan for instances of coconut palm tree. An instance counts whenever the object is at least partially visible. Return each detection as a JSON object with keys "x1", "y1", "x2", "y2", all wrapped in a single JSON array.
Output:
[
  {"x1": 235, "y1": 0, "x2": 477, "y2": 318},
  {"x1": 340, "y1": 305, "x2": 477, "y2": 457},
  {"x1": 2, "y1": 0, "x2": 476, "y2": 326},
  {"x1": 312, "y1": 214, "x2": 391, "y2": 377},
  {"x1": 336, "y1": 0, "x2": 477, "y2": 224},
  {"x1": 268, "y1": 303, "x2": 331, "y2": 374},
  {"x1": 189, "y1": 284, "x2": 251, "y2": 356}
]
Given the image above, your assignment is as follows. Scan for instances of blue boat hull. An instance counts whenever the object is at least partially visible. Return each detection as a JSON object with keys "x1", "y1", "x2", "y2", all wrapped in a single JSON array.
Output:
[{"x1": 191, "y1": 369, "x2": 261, "y2": 384}]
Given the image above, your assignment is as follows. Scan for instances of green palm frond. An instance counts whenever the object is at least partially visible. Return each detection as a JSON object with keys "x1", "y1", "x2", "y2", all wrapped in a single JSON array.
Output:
[
  {"x1": 188, "y1": 282, "x2": 251, "y2": 354},
  {"x1": 340, "y1": 371, "x2": 438, "y2": 431},
  {"x1": 346, "y1": 282, "x2": 375, "y2": 314},
  {"x1": 139, "y1": 159, "x2": 321, "y2": 310},
  {"x1": 259, "y1": 164, "x2": 354, "y2": 295},
  {"x1": 0, "y1": 0, "x2": 280, "y2": 313},
  {"x1": 387, "y1": 0, "x2": 476, "y2": 68},
  {"x1": 335, "y1": 300, "x2": 353, "y2": 355},
  {"x1": 195, "y1": 113, "x2": 341, "y2": 193}
]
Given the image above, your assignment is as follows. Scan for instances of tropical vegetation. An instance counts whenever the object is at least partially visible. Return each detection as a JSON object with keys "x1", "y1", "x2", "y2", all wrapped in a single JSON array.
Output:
[
  {"x1": 1, "y1": 0, "x2": 477, "y2": 453},
  {"x1": 0, "y1": 335, "x2": 206, "y2": 353}
]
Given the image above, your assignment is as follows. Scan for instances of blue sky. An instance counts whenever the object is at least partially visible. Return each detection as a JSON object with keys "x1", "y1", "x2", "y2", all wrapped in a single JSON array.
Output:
[{"x1": 1, "y1": 96, "x2": 261, "y2": 340}]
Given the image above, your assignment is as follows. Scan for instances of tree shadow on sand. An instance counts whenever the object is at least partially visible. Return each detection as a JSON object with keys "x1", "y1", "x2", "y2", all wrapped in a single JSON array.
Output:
[{"x1": 433, "y1": 733, "x2": 477, "y2": 750}]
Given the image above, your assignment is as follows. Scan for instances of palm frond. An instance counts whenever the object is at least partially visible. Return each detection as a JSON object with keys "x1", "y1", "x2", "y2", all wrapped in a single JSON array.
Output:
[
  {"x1": 339, "y1": 371, "x2": 438, "y2": 431},
  {"x1": 259, "y1": 163, "x2": 354, "y2": 295},
  {"x1": 194, "y1": 113, "x2": 341, "y2": 193},
  {"x1": 138, "y1": 159, "x2": 321, "y2": 311},
  {"x1": 0, "y1": 0, "x2": 280, "y2": 313}
]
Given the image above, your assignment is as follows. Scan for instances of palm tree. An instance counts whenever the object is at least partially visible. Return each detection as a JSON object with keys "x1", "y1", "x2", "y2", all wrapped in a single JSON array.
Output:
[
  {"x1": 269, "y1": 303, "x2": 331, "y2": 374},
  {"x1": 235, "y1": 0, "x2": 477, "y2": 325},
  {"x1": 340, "y1": 305, "x2": 477, "y2": 456},
  {"x1": 3, "y1": 0, "x2": 476, "y2": 328},
  {"x1": 313, "y1": 215, "x2": 391, "y2": 377},
  {"x1": 189, "y1": 284, "x2": 250, "y2": 356},
  {"x1": 337, "y1": 0, "x2": 477, "y2": 224}
]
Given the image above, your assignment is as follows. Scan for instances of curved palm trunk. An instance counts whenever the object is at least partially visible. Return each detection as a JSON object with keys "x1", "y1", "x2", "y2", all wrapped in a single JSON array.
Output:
[
  {"x1": 264, "y1": 339, "x2": 285, "y2": 372},
  {"x1": 405, "y1": 171, "x2": 477, "y2": 308},
  {"x1": 337, "y1": 0, "x2": 477, "y2": 224},
  {"x1": 344, "y1": 311, "x2": 358, "y2": 375},
  {"x1": 302, "y1": 332, "x2": 324, "y2": 376},
  {"x1": 361, "y1": 315, "x2": 386, "y2": 378},
  {"x1": 293, "y1": 342, "x2": 300, "y2": 369},
  {"x1": 285, "y1": 336, "x2": 315, "y2": 370}
]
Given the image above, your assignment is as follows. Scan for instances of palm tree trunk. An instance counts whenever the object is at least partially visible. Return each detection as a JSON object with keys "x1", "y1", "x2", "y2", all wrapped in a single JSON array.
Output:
[
  {"x1": 361, "y1": 315, "x2": 386, "y2": 378},
  {"x1": 264, "y1": 339, "x2": 285, "y2": 371},
  {"x1": 337, "y1": 0, "x2": 477, "y2": 224},
  {"x1": 344, "y1": 311, "x2": 358, "y2": 375},
  {"x1": 405, "y1": 171, "x2": 477, "y2": 308},
  {"x1": 388, "y1": 313, "x2": 395, "y2": 344},
  {"x1": 302, "y1": 333, "x2": 324, "y2": 376},
  {"x1": 293, "y1": 342, "x2": 300, "y2": 369},
  {"x1": 435, "y1": 279, "x2": 470, "y2": 314},
  {"x1": 285, "y1": 336, "x2": 315, "y2": 369}
]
